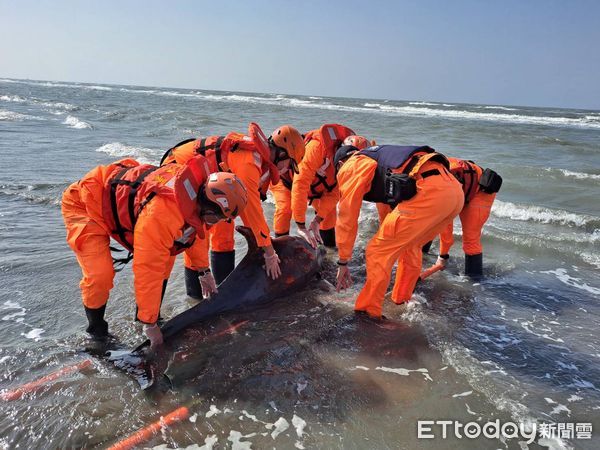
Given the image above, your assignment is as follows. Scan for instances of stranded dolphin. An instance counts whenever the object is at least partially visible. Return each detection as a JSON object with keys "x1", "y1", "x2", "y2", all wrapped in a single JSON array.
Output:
[
  {"x1": 108, "y1": 225, "x2": 325, "y2": 387},
  {"x1": 158, "y1": 225, "x2": 326, "y2": 342}
]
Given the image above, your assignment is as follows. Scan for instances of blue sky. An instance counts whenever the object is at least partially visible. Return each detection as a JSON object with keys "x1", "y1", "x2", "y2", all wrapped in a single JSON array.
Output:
[{"x1": 1, "y1": 0, "x2": 599, "y2": 109}]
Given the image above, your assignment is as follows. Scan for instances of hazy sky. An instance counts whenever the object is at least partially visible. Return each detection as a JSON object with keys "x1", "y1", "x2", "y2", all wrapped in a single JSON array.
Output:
[{"x1": 1, "y1": 0, "x2": 599, "y2": 109}]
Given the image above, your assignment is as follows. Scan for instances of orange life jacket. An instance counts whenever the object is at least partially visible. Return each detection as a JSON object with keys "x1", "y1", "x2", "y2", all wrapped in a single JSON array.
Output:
[
  {"x1": 161, "y1": 123, "x2": 279, "y2": 197},
  {"x1": 102, "y1": 157, "x2": 210, "y2": 253},
  {"x1": 304, "y1": 124, "x2": 355, "y2": 198},
  {"x1": 448, "y1": 158, "x2": 482, "y2": 203}
]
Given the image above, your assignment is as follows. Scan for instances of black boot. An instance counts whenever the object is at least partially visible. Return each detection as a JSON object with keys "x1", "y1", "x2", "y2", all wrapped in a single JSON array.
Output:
[
  {"x1": 319, "y1": 228, "x2": 336, "y2": 248},
  {"x1": 465, "y1": 253, "x2": 483, "y2": 277},
  {"x1": 274, "y1": 232, "x2": 289, "y2": 238},
  {"x1": 210, "y1": 250, "x2": 235, "y2": 285},
  {"x1": 422, "y1": 240, "x2": 433, "y2": 254},
  {"x1": 85, "y1": 305, "x2": 109, "y2": 340},
  {"x1": 184, "y1": 267, "x2": 203, "y2": 299}
]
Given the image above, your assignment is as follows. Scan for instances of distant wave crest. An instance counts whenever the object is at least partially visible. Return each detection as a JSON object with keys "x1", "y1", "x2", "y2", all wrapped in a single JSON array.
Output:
[
  {"x1": 0, "y1": 109, "x2": 44, "y2": 121},
  {"x1": 3, "y1": 78, "x2": 600, "y2": 130}
]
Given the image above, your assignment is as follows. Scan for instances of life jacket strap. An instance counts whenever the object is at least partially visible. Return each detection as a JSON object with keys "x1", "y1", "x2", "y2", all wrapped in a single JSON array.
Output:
[
  {"x1": 109, "y1": 245, "x2": 133, "y2": 272},
  {"x1": 109, "y1": 166, "x2": 160, "y2": 250},
  {"x1": 160, "y1": 138, "x2": 196, "y2": 165}
]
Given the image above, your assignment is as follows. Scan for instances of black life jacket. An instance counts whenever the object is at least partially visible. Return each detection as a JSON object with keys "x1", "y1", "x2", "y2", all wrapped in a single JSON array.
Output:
[{"x1": 359, "y1": 145, "x2": 448, "y2": 203}]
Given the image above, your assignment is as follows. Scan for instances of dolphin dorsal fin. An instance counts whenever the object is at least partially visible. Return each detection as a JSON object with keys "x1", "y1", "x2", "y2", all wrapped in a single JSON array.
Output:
[{"x1": 235, "y1": 226, "x2": 258, "y2": 252}]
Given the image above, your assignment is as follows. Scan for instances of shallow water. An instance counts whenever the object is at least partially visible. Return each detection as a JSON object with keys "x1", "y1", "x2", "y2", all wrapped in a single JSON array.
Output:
[{"x1": 1, "y1": 78, "x2": 599, "y2": 449}]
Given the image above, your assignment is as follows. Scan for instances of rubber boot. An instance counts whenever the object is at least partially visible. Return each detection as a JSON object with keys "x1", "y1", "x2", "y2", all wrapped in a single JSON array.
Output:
[
  {"x1": 465, "y1": 253, "x2": 483, "y2": 277},
  {"x1": 184, "y1": 267, "x2": 203, "y2": 299},
  {"x1": 84, "y1": 305, "x2": 109, "y2": 340},
  {"x1": 210, "y1": 250, "x2": 235, "y2": 285},
  {"x1": 319, "y1": 228, "x2": 336, "y2": 248},
  {"x1": 422, "y1": 240, "x2": 433, "y2": 254}
]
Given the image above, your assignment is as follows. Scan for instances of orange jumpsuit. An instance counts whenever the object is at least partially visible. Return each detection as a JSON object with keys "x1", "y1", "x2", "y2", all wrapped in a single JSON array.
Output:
[
  {"x1": 61, "y1": 160, "x2": 208, "y2": 324},
  {"x1": 439, "y1": 158, "x2": 496, "y2": 256},
  {"x1": 164, "y1": 138, "x2": 273, "y2": 265},
  {"x1": 291, "y1": 129, "x2": 350, "y2": 230},
  {"x1": 271, "y1": 171, "x2": 294, "y2": 235},
  {"x1": 337, "y1": 154, "x2": 464, "y2": 318}
]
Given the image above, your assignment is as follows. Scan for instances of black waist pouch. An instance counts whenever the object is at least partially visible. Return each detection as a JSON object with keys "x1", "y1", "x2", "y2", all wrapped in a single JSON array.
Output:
[
  {"x1": 479, "y1": 168, "x2": 502, "y2": 193},
  {"x1": 385, "y1": 172, "x2": 417, "y2": 205}
]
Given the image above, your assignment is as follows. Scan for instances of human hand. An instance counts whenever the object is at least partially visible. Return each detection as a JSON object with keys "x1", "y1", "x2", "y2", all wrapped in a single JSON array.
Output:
[
  {"x1": 263, "y1": 250, "x2": 282, "y2": 279},
  {"x1": 199, "y1": 270, "x2": 218, "y2": 297},
  {"x1": 297, "y1": 226, "x2": 318, "y2": 248},
  {"x1": 308, "y1": 216, "x2": 324, "y2": 246},
  {"x1": 336, "y1": 263, "x2": 352, "y2": 291},
  {"x1": 143, "y1": 323, "x2": 163, "y2": 350}
]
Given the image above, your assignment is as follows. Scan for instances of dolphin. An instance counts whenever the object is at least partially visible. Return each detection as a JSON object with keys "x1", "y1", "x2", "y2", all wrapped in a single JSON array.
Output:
[
  {"x1": 159, "y1": 226, "x2": 326, "y2": 342},
  {"x1": 108, "y1": 226, "x2": 326, "y2": 388}
]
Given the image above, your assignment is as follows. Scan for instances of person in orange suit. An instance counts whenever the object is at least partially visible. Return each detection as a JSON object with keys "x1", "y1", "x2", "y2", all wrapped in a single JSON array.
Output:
[
  {"x1": 291, "y1": 124, "x2": 364, "y2": 248},
  {"x1": 334, "y1": 145, "x2": 464, "y2": 318},
  {"x1": 62, "y1": 156, "x2": 247, "y2": 347},
  {"x1": 269, "y1": 125, "x2": 306, "y2": 238},
  {"x1": 161, "y1": 123, "x2": 296, "y2": 293},
  {"x1": 431, "y1": 157, "x2": 502, "y2": 276}
]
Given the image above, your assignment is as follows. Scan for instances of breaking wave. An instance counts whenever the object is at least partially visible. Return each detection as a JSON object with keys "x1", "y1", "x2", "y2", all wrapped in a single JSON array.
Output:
[
  {"x1": 96, "y1": 142, "x2": 160, "y2": 165},
  {"x1": 0, "y1": 109, "x2": 44, "y2": 121},
  {"x1": 362, "y1": 103, "x2": 600, "y2": 129},
  {"x1": 491, "y1": 200, "x2": 599, "y2": 229},
  {"x1": 553, "y1": 168, "x2": 600, "y2": 181},
  {"x1": 63, "y1": 115, "x2": 91, "y2": 129}
]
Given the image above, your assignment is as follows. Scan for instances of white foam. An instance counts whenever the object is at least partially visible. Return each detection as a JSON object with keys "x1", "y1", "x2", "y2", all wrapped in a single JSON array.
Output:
[
  {"x1": 0, "y1": 356, "x2": 10, "y2": 364},
  {"x1": 492, "y1": 200, "x2": 596, "y2": 228},
  {"x1": 227, "y1": 431, "x2": 252, "y2": 450},
  {"x1": 362, "y1": 103, "x2": 600, "y2": 129},
  {"x1": 292, "y1": 414, "x2": 306, "y2": 437},
  {"x1": 62, "y1": 115, "x2": 91, "y2": 129},
  {"x1": 241, "y1": 410, "x2": 263, "y2": 423},
  {"x1": 567, "y1": 395, "x2": 583, "y2": 402},
  {"x1": 549, "y1": 404, "x2": 571, "y2": 416},
  {"x1": 408, "y1": 101, "x2": 439, "y2": 106},
  {"x1": 479, "y1": 105, "x2": 518, "y2": 111},
  {"x1": 2, "y1": 309, "x2": 26, "y2": 321},
  {"x1": 205, "y1": 404, "x2": 221, "y2": 418},
  {"x1": 1, "y1": 301, "x2": 22, "y2": 310},
  {"x1": 95, "y1": 142, "x2": 159, "y2": 165},
  {"x1": 557, "y1": 169, "x2": 600, "y2": 181},
  {"x1": 196, "y1": 435, "x2": 218, "y2": 450},
  {"x1": 188, "y1": 413, "x2": 197, "y2": 423},
  {"x1": 375, "y1": 366, "x2": 433, "y2": 381},
  {"x1": 452, "y1": 390, "x2": 473, "y2": 398},
  {"x1": 0, "y1": 94, "x2": 77, "y2": 111},
  {"x1": 0, "y1": 95, "x2": 27, "y2": 103},
  {"x1": 0, "y1": 109, "x2": 40, "y2": 121},
  {"x1": 353, "y1": 365, "x2": 370, "y2": 371},
  {"x1": 541, "y1": 268, "x2": 600, "y2": 296},
  {"x1": 270, "y1": 417, "x2": 289, "y2": 439},
  {"x1": 22, "y1": 328, "x2": 44, "y2": 340}
]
